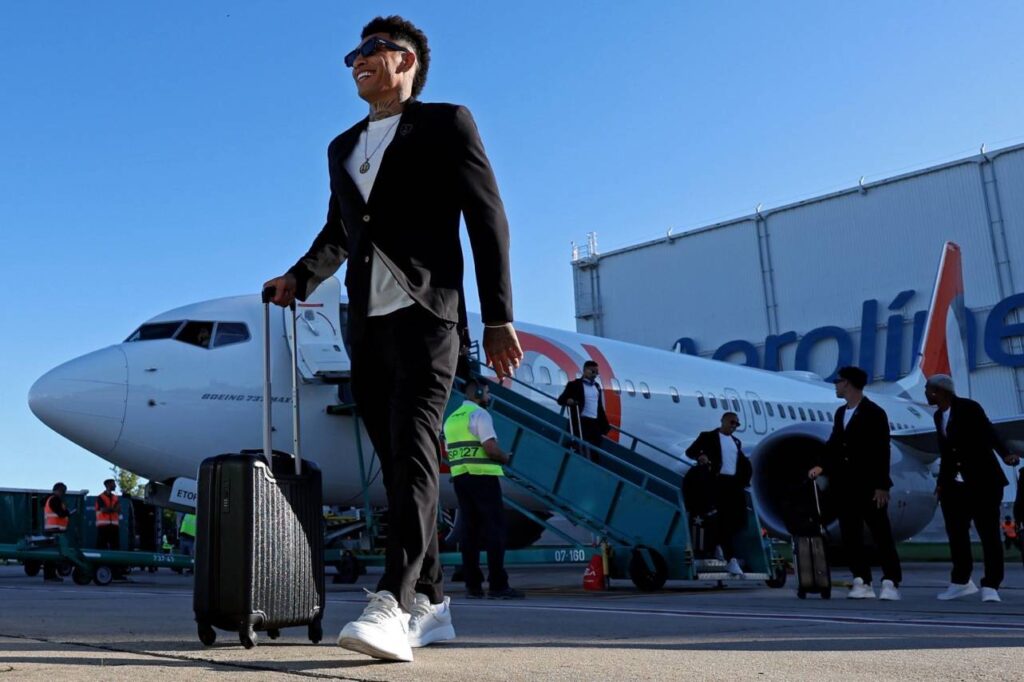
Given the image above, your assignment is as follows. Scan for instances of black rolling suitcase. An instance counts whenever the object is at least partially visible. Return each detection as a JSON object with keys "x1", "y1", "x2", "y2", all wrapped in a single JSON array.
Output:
[
  {"x1": 193, "y1": 290, "x2": 325, "y2": 648},
  {"x1": 793, "y1": 479, "x2": 831, "y2": 600}
]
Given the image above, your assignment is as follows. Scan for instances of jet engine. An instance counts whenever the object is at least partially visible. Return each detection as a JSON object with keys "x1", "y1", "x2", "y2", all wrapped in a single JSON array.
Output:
[{"x1": 750, "y1": 424, "x2": 938, "y2": 541}]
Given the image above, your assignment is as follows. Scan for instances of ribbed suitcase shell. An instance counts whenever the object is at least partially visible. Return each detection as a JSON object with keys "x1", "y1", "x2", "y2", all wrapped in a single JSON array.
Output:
[
  {"x1": 194, "y1": 451, "x2": 325, "y2": 642},
  {"x1": 795, "y1": 535, "x2": 831, "y2": 596}
]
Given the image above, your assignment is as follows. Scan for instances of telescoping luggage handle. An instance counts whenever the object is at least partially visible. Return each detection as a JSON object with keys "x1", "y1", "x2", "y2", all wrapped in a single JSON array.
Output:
[{"x1": 261, "y1": 287, "x2": 302, "y2": 476}]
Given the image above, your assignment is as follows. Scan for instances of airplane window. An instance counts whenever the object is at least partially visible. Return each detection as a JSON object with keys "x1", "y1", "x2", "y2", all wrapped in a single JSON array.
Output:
[
  {"x1": 889, "y1": 421, "x2": 895, "y2": 430},
  {"x1": 213, "y1": 322, "x2": 250, "y2": 348},
  {"x1": 826, "y1": 412, "x2": 833, "y2": 422},
  {"x1": 669, "y1": 387, "x2": 680, "y2": 404},
  {"x1": 639, "y1": 382, "x2": 651, "y2": 399},
  {"x1": 709, "y1": 395, "x2": 717, "y2": 409},
  {"x1": 125, "y1": 320, "x2": 184, "y2": 342},
  {"x1": 720, "y1": 396, "x2": 728, "y2": 411},
  {"x1": 519, "y1": 364, "x2": 535, "y2": 383},
  {"x1": 788, "y1": 406, "x2": 796, "y2": 420},
  {"x1": 752, "y1": 401, "x2": 762, "y2": 416},
  {"x1": 809, "y1": 409, "x2": 817, "y2": 422},
  {"x1": 798, "y1": 407, "x2": 807, "y2": 421},
  {"x1": 538, "y1": 367, "x2": 552, "y2": 385},
  {"x1": 765, "y1": 402, "x2": 774, "y2": 417},
  {"x1": 817, "y1": 410, "x2": 826, "y2": 422},
  {"x1": 778, "y1": 403, "x2": 786, "y2": 418},
  {"x1": 175, "y1": 321, "x2": 215, "y2": 349},
  {"x1": 557, "y1": 370, "x2": 568, "y2": 386},
  {"x1": 732, "y1": 398, "x2": 741, "y2": 411},
  {"x1": 610, "y1": 378, "x2": 621, "y2": 394},
  {"x1": 696, "y1": 391, "x2": 705, "y2": 407},
  {"x1": 625, "y1": 380, "x2": 636, "y2": 397}
]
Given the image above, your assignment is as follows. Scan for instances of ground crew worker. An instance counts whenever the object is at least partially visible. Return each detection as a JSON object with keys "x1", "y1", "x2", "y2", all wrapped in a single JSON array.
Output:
[
  {"x1": 95, "y1": 478, "x2": 127, "y2": 579},
  {"x1": 42, "y1": 482, "x2": 71, "y2": 582},
  {"x1": 179, "y1": 512, "x2": 196, "y2": 574},
  {"x1": 443, "y1": 378, "x2": 524, "y2": 600},
  {"x1": 1002, "y1": 516, "x2": 1019, "y2": 551}
]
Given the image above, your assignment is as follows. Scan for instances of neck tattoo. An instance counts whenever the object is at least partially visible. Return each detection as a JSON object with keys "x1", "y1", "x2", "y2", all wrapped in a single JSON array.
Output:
[{"x1": 359, "y1": 117, "x2": 402, "y2": 174}]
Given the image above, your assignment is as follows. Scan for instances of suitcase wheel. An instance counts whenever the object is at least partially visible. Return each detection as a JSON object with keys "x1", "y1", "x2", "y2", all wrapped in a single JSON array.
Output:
[
  {"x1": 240, "y1": 627, "x2": 257, "y2": 649},
  {"x1": 308, "y1": 620, "x2": 323, "y2": 644},
  {"x1": 198, "y1": 624, "x2": 216, "y2": 646},
  {"x1": 267, "y1": 629, "x2": 281, "y2": 640},
  {"x1": 797, "y1": 589, "x2": 806, "y2": 600}
]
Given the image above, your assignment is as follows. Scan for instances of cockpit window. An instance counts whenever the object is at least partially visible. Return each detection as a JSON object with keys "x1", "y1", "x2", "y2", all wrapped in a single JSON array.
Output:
[
  {"x1": 125, "y1": 321, "x2": 184, "y2": 342},
  {"x1": 213, "y1": 322, "x2": 250, "y2": 348},
  {"x1": 176, "y1": 321, "x2": 215, "y2": 348}
]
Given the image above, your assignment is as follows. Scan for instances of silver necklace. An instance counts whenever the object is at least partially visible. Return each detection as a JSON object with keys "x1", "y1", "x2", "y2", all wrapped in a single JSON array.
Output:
[{"x1": 359, "y1": 118, "x2": 401, "y2": 174}]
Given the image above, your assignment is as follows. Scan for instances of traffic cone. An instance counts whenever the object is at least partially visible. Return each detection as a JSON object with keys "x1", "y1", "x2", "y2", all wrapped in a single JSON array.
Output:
[{"x1": 582, "y1": 554, "x2": 607, "y2": 591}]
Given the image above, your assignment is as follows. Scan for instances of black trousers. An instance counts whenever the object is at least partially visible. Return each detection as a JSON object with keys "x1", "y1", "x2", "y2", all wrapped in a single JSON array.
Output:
[
  {"x1": 96, "y1": 525, "x2": 119, "y2": 551},
  {"x1": 351, "y1": 304, "x2": 457, "y2": 610},
  {"x1": 453, "y1": 474, "x2": 508, "y2": 592},
  {"x1": 569, "y1": 409, "x2": 604, "y2": 461},
  {"x1": 940, "y1": 482, "x2": 1003, "y2": 588},
  {"x1": 707, "y1": 474, "x2": 748, "y2": 559},
  {"x1": 836, "y1": 489, "x2": 902, "y2": 586}
]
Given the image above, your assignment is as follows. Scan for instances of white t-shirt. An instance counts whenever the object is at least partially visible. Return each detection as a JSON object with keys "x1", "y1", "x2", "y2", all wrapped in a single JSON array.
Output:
[
  {"x1": 940, "y1": 407, "x2": 951, "y2": 436},
  {"x1": 344, "y1": 113, "x2": 416, "y2": 317},
  {"x1": 464, "y1": 401, "x2": 497, "y2": 443},
  {"x1": 581, "y1": 380, "x2": 599, "y2": 419},
  {"x1": 719, "y1": 432, "x2": 738, "y2": 476},
  {"x1": 843, "y1": 401, "x2": 860, "y2": 428}
]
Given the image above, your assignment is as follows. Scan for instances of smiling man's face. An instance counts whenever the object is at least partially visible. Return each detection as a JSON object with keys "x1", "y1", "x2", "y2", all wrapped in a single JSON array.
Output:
[{"x1": 351, "y1": 33, "x2": 415, "y2": 104}]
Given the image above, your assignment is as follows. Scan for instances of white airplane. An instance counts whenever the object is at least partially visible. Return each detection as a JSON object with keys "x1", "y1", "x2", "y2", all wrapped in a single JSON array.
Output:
[{"x1": 28, "y1": 242, "x2": 982, "y2": 540}]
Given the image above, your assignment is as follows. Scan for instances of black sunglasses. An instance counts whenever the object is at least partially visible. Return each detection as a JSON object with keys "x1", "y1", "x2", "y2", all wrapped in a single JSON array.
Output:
[{"x1": 345, "y1": 37, "x2": 409, "y2": 68}]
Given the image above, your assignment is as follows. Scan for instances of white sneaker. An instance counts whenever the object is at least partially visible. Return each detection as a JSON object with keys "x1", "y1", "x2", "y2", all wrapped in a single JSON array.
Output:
[
  {"x1": 337, "y1": 590, "x2": 413, "y2": 662},
  {"x1": 725, "y1": 558, "x2": 744, "y2": 577},
  {"x1": 980, "y1": 587, "x2": 1001, "y2": 603},
  {"x1": 408, "y1": 594, "x2": 456, "y2": 647},
  {"x1": 847, "y1": 577, "x2": 876, "y2": 599},
  {"x1": 878, "y1": 579, "x2": 901, "y2": 601},
  {"x1": 937, "y1": 580, "x2": 978, "y2": 601}
]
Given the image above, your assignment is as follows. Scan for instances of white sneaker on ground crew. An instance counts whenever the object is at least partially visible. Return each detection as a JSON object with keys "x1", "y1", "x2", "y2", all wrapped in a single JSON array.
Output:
[
  {"x1": 725, "y1": 558, "x2": 744, "y2": 577},
  {"x1": 936, "y1": 580, "x2": 978, "y2": 601},
  {"x1": 408, "y1": 594, "x2": 456, "y2": 647},
  {"x1": 878, "y1": 579, "x2": 900, "y2": 601},
  {"x1": 980, "y1": 587, "x2": 1001, "y2": 603},
  {"x1": 337, "y1": 589, "x2": 413, "y2": 662},
  {"x1": 847, "y1": 577, "x2": 876, "y2": 599}
]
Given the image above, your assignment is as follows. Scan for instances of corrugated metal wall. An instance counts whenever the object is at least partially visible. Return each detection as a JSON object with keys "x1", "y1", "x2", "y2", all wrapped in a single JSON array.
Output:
[{"x1": 572, "y1": 144, "x2": 1024, "y2": 418}]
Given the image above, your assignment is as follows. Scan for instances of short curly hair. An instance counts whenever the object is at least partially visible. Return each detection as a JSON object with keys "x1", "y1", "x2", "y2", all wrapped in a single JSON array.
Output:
[{"x1": 361, "y1": 15, "x2": 430, "y2": 98}]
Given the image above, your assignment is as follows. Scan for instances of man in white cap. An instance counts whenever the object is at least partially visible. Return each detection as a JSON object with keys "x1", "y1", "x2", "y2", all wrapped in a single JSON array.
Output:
[{"x1": 925, "y1": 374, "x2": 1019, "y2": 603}]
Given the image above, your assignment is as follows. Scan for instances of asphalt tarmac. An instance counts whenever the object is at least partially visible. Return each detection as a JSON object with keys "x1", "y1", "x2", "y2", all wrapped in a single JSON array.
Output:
[{"x1": 0, "y1": 562, "x2": 1022, "y2": 680}]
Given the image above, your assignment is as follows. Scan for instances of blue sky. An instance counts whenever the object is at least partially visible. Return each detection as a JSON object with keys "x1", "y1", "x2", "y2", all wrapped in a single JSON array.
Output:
[{"x1": 2, "y1": 1, "x2": 1023, "y2": 491}]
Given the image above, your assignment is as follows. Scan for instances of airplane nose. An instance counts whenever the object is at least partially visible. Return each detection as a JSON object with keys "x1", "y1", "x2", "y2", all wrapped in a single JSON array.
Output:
[{"x1": 28, "y1": 346, "x2": 128, "y2": 457}]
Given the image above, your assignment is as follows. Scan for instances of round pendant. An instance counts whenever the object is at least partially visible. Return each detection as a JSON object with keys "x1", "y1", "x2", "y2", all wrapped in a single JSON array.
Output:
[{"x1": 359, "y1": 160, "x2": 371, "y2": 174}]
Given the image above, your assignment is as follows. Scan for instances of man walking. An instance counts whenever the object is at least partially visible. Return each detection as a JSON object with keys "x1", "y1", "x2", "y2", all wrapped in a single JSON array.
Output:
[
  {"x1": 264, "y1": 15, "x2": 520, "y2": 662},
  {"x1": 809, "y1": 366, "x2": 902, "y2": 601},
  {"x1": 925, "y1": 374, "x2": 1019, "y2": 602},
  {"x1": 444, "y1": 378, "x2": 524, "y2": 603},
  {"x1": 557, "y1": 360, "x2": 609, "y2": 459}
]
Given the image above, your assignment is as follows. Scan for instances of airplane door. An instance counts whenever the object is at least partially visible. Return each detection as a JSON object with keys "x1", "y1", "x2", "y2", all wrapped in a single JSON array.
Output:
[
  {"x1": 723, "y1": 388, "x2": 747, "y2": 433},
  {"x1": 745, "y1": 391, "x2": 768, "y2": 435},
  {"x1": 283, "y1": 277, "x2": 350, "y2": 381}
]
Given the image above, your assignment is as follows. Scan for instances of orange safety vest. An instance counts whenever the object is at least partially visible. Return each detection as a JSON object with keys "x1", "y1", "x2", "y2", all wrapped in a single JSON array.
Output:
[
  {"x1": 95, "y1": 492, "x2": 120, "y2": 527},
  {"x1": 44, "y1": 495, "x2": 69, "y2": 532},
  {"x1": 1002, "y1": 521, "x2": 1017, "y2": 539}
]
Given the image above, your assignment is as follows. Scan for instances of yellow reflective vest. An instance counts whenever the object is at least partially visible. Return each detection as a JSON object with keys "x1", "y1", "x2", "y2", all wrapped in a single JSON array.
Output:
[{"x1": 443, "y1": 402, "x2": 503, "y2": 477}]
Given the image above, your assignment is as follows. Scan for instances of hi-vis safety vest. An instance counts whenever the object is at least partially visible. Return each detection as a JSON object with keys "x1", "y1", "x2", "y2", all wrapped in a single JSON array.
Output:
[
  {"x1": 443, "y1": 403, "x2": 504, "y2": 477},
  {"x1": 1003, "y1": 521, "x2": 1017, "y2": 539},
  {"x1": 180, "y1": 513, "x2": 196, "y2": 538},
  {"x1": 95, "y1": 492, "x2": 120, "y2": 526},
  {"x1": 44, "y1": 495, "x2": 68, "y2": 532}
]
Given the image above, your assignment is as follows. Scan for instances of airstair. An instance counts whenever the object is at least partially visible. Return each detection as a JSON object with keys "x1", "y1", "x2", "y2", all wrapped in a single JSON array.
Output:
[{"x1": 447, "y1": 373, "x2": 779, "y2": 590}]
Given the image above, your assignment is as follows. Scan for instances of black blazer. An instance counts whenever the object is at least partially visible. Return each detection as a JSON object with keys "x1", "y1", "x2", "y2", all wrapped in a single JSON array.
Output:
[
  {"x1": 556, "y1": 379, "x2": 609, "y2": 434},
  {"x1": 685, "y1": 429, "x2": 752, "y2": 487},
  {"x1": 935, "y1": 396, "x2": 1010, "y2": 491},
  {"x1": 288, "y1": 101, "x2": 513, "y2": 343},
  {"x1": 820, "y1": 397, "x2": 892, "y2": 493}
]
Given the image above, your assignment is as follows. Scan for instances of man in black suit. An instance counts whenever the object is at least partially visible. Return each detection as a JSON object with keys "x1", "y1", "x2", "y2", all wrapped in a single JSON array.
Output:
[
  {"x1": 925, "y1": 374, "x2": 1019, "y2": 603},
  {"x1": 684, "y1": 412, "x2": 753, "y2": 576},
  {"x1": 264, "y1": 15, "x2": 521, "y2": 662},
  {"x1": 809, "y1": 366, "x2": 902, "y2": 601},
  {"x1": 556, "y1": 360, "x2": 610, "y2": 459}
]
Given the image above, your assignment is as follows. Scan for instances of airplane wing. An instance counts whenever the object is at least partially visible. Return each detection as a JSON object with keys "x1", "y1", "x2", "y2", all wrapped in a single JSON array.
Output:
[{"x1": 892, "y1": 415, "x2": 1024, "y2": 462}]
